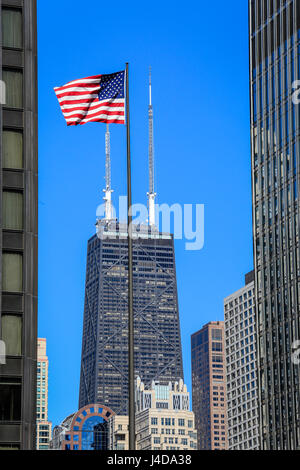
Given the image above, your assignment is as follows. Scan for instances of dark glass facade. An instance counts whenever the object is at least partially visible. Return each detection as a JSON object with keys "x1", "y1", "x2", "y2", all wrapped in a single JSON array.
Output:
[
  {"x1": 79, "y1": 221, "x2": 183, "y2": 415},
  {"x1": 0, "y1": 0, "x2": 38, "y2": 450},
  {"x1": 249, "y1": 0, "x2": 300, "y2": 449}
]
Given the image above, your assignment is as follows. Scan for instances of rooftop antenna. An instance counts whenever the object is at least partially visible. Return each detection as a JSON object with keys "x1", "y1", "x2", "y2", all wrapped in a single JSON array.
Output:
[
  {"x1": 103, "y1": 123, "x2": 113, "y2": 220},
  {"x1": 148, "y1": 67, "x2": 156, "y2": 226}
]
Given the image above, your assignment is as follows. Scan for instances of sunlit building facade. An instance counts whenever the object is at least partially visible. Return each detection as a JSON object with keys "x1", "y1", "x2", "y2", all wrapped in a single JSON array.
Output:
[
  {"x1": 249, "y1": 0, "x2": 300, "y2": 449},
  {"x1": 135, "y1": 377, "x2": 197, "y2": 450},
  {"x1": 50, "y1": 404, "x2": 114, "y2": 451}
]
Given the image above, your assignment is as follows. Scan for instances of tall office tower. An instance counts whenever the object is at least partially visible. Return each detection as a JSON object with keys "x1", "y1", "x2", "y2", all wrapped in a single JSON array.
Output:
[
  {"x1": 224, "y1": 271, "x2": 260, "y2": 450},
  {"x1": 36, "y1": 339, "x2": 52, "y2": 450},
  {"x1": 135, "y1": 377, "x2": 197, "y2": 451},
  {"x1": 249, "y1": 0, "x2": 300, "y2": 449},
  {"x1": 79, "y1": 222, "x2": 184, "y2": 415},
  {"x1": 79, "y1": 71, "x2": 183, "y2": 414},
  {"x1": 191, "y1": 321, "x2": 228, "y2": 450},
  {"x1": 0, "y1": 1, "x2": 38, "y2": 450}
]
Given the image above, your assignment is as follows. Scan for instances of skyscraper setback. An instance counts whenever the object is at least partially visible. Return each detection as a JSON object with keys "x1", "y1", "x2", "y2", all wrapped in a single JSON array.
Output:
[
  {"x1": 249, "y1": 0, "x2": 300, "y2": 449},
  {"x1": 79, "y1": 73, "x2": 183, "y2": 414}
]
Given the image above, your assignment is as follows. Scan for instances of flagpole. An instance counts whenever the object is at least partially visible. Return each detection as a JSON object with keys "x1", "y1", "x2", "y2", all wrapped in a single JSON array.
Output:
[{"x1": 126, "y1": 62, "x2": 135, "y2": 450}]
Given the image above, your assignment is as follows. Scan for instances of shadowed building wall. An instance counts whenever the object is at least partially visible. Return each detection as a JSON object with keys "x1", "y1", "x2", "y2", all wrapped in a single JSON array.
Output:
[{"x1": 0, "y1": 0, "x2": 38, "y2": 450}]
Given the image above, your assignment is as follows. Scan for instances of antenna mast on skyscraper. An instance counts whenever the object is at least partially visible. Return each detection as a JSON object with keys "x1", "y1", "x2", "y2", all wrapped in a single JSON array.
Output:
[
  {"x1": 103, "y1": 123, "x2": 113, "y2": 220},
  {"x1": 148, "y1": 67, "x2": 156, "y2": 226}
]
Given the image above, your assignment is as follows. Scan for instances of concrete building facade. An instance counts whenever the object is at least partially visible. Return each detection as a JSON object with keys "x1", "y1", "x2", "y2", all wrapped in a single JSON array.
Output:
[
  {"x1": 0, "y1": 0, "x2": 38, "y2": 450},
  {"x1": 79, "y1": 221, "x2": 183, "y2": 415},
  {"x1": 135, "y1": 377, "x2": 197, "y2": 451},
  {"x1": 108, "y1": 415, "x2": 129, "y2": 451},
  {"x1": 36, "y1": 338, "x2": 52, "y2": 450}
]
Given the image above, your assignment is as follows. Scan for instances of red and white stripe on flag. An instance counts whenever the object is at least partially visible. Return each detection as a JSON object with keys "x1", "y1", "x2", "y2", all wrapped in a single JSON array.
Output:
[{"x1": 54, "y1": 73, "x2": 125, "y2": 126}]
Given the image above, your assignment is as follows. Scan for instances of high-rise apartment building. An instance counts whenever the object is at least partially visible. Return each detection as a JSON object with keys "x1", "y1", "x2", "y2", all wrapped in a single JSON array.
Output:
[
  {"x1": 36, "y1": 339, "x2": 52, "y2": 450},
  {"x1": 0, "y1": 1, "x2": 38, "y2": 450},
  {"x1": 191, "y1": 321, "x2": 228, "y2": 450},
  {"x1": 249, "y1": 0, "x2": 300, "y2": 449},
  {"x1": 224, "y1": 271, "x2": 260, "y2": 450},
  {"x1": 79, "y1": 221, "x2": 183, "y2": 415},
  {"x1": 135, "y1": 377, "x2": 197, "y2": 451},
  {"x1": 108, "y1": 415, "x2": 129, "y2": 451}
]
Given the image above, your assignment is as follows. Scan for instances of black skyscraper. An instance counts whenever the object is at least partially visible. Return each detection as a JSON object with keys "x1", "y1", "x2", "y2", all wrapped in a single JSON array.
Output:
[
  {"x1": 0, "y1": 0, "x2": 38, "y2": 450},
  {"x1": 79, "y1": 221, "x2": 183, "y2": 414},
  {"x1": 249, "y1": 0, "x2": 300, "y2": 449}
]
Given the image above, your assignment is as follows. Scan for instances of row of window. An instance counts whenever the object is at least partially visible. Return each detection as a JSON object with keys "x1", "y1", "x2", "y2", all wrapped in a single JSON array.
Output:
[{"x1": 0, "y1": 6, "x2": 25, "y2": 371}]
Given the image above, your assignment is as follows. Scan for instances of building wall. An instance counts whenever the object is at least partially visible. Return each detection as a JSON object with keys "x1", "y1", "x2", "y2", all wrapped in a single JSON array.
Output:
[
  {"x1": 79, "y1": 222, "x2": 183, "y2": 414},
  {"x1": 191, "y1": 321, "x2": 228, "y2": 450},
  {"x1": 135, "y1": 377, "x2": 197, "y2": 451},
  {"x1": 224, "y1": 272, "x2": 260, "y2": 450},
  {"x1": 108, "y1": 415, "x2": 129, "y2": 450},
  {"x1": 51, "y1": 405, "x2": 114, "y2": 451},
  {"x1": 0, "y1": 0, "x2": 38, "y2": 450},
  {"x1": 136, "y1": 409, "x2": 197, "y2": 451},
  {"x1": 36, "y1": 338, "x2": 52, "y2": 449},
  {"x1": 249, "y1": 0, "x2": 300, "y2": 449}
]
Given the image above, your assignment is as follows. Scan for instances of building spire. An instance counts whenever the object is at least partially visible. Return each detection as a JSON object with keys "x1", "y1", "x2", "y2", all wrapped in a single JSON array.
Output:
[
  {"x1": 103, "y1": 123, "x2": 113, "y2": 220},
  {"x1": 148, "y1": 67, "x2": 156, "y2": 226}
]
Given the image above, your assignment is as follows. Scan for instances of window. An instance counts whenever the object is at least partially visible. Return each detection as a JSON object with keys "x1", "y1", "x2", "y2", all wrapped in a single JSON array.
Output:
[
  {"x1": 212, "y1": 329, "x2": 222, "y2": 340},
  {"x1": 2, "y1": 253, "x2": 23, "y2": 292},
  {"x1": 3, "y1": 70, "x2": 23, "y2": 108},
  {"x1": 1, "y1": 315, "x2": 22, "y2": 356},
  {"x1": 0, "y1": 379, "x2": 21, "y2": 421},
  {"x1": 3, "y1": 191, "x2": 23, "y2": 230},
  {"x1": 2, "y1": 8, "x2": 22, "y2": 49},
  {"x1": 3, "y1": 130, "x2": 23, "y2": 169}
]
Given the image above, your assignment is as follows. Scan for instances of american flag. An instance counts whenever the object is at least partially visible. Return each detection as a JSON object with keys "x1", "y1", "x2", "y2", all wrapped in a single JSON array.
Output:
[{"x1": 54, "y1": 71, "x2": 125, "y2": 126}]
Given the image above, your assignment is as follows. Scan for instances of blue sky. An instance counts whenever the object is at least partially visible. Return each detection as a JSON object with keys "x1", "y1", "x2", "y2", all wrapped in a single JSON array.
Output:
[{"x1": 38, "y1": 0, "x2": 252, "y2": 426}]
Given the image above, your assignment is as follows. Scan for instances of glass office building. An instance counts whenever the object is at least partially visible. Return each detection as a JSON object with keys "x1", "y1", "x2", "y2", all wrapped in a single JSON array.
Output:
[
  {"x1": 36, "y1": 339, "x2": 52, "y2": 450},
  {"x1": 0, "y1": 1, "x2": 38, "y2": 450},
  {"x1": 79, "y1": 221, "x2": 183, "y2": 415},
  {"x1": 249, "y1": 0, "x2": 300, "y2": 449}
]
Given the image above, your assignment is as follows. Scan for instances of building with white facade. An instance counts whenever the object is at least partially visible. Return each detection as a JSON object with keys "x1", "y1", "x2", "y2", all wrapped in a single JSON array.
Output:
[
  {"x1": 224, "y1": 271, "x2": 259, "y2": 450},
  {"x1": 135, "y1": 377, "x2": 197, "y2": 450},
  {"x1": 36, "y1": 338, "x2": 52, "y2": 449}
]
